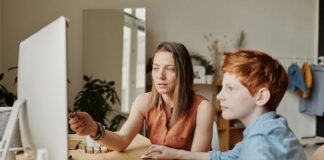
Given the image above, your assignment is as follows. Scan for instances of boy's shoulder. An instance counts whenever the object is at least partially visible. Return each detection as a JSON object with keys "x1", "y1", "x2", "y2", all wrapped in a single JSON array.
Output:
[
  {"x1": 243, "y1": 114, "x2": 306, "y2": 160},
  {"x1": 248, "y1": 114, "x2": 291, "y2": 138}
]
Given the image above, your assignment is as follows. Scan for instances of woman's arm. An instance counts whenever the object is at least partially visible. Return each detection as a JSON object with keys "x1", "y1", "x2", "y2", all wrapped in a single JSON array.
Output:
[
  {"x1": 143, "y1": 142, "x2": 243, "y2": 160},
  {"x1": 191, "y1": 100, "x2": 215, "y2": 151},
  {"x1": 142, "y1": 144, "x2": 209, "y2": 160},
  {"x1": 70, "y1": 93, "x2": 149, "y2": 152},
  {"x1": 99, "y1": 94, "x2": 150, "y2": 151},
  {"x1": 310, "y1": 145, "x2": 324, "y2": 160}
]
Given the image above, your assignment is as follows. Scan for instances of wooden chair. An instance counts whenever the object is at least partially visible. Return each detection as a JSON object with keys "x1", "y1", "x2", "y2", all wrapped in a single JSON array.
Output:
[{"x1": 211, "y1": 120, "x2": 220, "y2": 151}]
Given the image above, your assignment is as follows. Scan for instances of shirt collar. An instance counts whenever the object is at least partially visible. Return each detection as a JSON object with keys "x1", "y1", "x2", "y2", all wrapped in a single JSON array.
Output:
[
  {"x1": 157, "y1": 94, "x2": 164, "y2": 110},
  {"x1": 243, "y1": 111, "x2": 276, "y2": 137}
]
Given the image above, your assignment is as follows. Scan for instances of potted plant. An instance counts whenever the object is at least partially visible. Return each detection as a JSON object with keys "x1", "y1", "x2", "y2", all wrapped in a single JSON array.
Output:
[
  {"x1": 0, "y1": 73, "x2": 16, "y2": 107},
  {"x1": 190, "y1": 53, "x2": 216, "y2": 84},
  {"x1": 0, "y1": 72, "x2": 18, "y2": 145},
  {"x1": 204, "y1": 31, "x2": 246, "y2": 85},
  {"x1": 73, "y1": 75, "x2": 127, "y2": 131}
]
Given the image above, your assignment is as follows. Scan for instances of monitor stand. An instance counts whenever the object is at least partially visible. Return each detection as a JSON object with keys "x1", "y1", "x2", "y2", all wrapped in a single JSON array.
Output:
[{"x1": 0, "y1": 99, "x2": 35, "y2": 160}]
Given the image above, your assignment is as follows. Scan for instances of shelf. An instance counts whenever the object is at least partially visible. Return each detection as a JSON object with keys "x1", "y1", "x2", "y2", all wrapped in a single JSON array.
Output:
[
  {"x1": 229, "y1": 126, "x2": 245, "y2": 130},
  {"x1": 193, "y1": 83, "x2": 217, "y2": 88}
]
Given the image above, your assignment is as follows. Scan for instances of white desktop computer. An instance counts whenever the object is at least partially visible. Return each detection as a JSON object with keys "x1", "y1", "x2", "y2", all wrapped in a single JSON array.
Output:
[{"x1": 0, "y1": 16, "x2": 69, "y2": 160}]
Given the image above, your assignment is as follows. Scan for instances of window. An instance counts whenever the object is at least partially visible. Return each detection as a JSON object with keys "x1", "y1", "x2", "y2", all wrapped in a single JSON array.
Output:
[{"x1": 121, "y1": 8, "x2": 146, "y2": 113}]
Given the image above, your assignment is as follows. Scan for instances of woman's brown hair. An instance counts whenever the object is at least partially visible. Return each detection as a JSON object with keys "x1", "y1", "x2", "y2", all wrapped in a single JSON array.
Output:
[{"x1": 149, "y1": 42, "x2": 194, "y2": 125}]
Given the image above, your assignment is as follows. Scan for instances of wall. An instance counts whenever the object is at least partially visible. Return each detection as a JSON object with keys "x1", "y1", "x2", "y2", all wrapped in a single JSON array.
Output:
[
  {"x1": 83, "y1": 9, "x2": 123, "y2": 109},
  {"x1": 1, "y1": 0, "x2": 318, "y2": 138},
  {"x1": 1, "y1": 0, "x2": 149, "y2": 110},
  {"x1": 0, "y1": 0, "x2": 2, "y2": 72}
]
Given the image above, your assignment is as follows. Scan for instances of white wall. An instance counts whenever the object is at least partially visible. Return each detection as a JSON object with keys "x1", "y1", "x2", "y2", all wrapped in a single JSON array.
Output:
[
  {"x1": 83, "y1": 9, "x2": 124, "y2": 109},
  {"x1": 1, "y1": 0, "x2": 150, "y2": 110},
  {"x1": 1, "y1": 0, "x2": 318, "y2": 138},
  {"x1": 146, "y1": 0, "x2": 318, "y2": 139}
]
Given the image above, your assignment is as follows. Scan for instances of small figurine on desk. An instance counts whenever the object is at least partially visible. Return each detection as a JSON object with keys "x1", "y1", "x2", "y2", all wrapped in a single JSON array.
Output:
[{"x1": 69, "y1": 112, "x2": 110, "y2": 154}]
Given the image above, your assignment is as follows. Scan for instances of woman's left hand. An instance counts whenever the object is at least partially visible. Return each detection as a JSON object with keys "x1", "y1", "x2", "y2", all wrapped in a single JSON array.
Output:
[{"x1": 141, "y1": 144, "x2": 179, "y2": 159}]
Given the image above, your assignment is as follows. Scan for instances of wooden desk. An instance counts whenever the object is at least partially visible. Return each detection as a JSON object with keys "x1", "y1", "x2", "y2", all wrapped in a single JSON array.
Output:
[
  {"x1": 16, "y1": 134, "x2": 151, "y2": 160},
  {"x1": 70, "y1": 134, "x2": 151, "y2": 160}
]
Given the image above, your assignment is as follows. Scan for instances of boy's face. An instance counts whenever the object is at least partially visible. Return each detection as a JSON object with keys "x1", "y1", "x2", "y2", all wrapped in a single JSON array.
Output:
[{"x1": 217, "y1": 72, "x2": 258, "y2": 122}]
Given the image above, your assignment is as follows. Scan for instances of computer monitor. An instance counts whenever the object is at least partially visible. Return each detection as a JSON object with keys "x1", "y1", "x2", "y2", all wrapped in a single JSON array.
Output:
[
  {"x1": 16, "y1": 16, "x2": 68, "y2": 160},
  {"x1": 0, "y1": 16, "x2": 68, "y2": 160}
]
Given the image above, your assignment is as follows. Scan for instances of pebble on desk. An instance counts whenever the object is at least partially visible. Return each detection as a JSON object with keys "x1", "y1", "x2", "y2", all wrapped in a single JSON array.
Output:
[
  {"x1": 77, "y1": 143, "x2": 86, "y2": 153},
  {"x1": 93, "y1": 147, "x2": 101, "y2": 153},
  {"x1": 100, "y1": 146, "x2": 108, "y2": 153},
  {"x1": 86, "y1": 146, "x2": 94, "y2": 154}
]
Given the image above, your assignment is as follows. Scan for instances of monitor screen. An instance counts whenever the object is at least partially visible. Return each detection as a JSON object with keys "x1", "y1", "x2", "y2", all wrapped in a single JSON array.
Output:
[{"x1": 17, "y1": 16, "x2": 68, "y2": 160}]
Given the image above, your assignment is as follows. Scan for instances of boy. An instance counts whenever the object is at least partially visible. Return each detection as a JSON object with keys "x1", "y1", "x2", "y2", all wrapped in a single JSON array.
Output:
[{"x1": 142, "y1": 50, "x2": 307, "y2": 160}]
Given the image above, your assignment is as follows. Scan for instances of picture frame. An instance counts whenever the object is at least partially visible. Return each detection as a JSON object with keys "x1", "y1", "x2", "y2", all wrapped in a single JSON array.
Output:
[{"x1": 193, "y1": 65, "x2": 206, "y2": 84}]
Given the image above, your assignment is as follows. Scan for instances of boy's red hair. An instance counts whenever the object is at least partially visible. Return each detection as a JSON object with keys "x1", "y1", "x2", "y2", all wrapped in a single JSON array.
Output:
[{"x1": 222, "y1": 50, "x2": 288, "y2": 111}]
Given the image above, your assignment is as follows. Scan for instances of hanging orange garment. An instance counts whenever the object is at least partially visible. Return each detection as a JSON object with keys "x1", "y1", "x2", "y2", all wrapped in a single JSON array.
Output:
[{"x1": 296, "y1": 62, "x2": 312, "y2": 98}]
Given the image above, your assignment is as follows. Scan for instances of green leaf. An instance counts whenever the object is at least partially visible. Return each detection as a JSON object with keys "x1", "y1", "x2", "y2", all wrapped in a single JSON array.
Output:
[
  {"x1": 83, "y1": 75, "x2": 91, "y2": 82},
  {"x1": 108, "y1": 114, "x2": 127, "y2": 131},
  {"x1": 7, "y1": 66, "x2": 18, "y2": 71},
  {"x1": 190, "y1": 53, "x2": 216, "y2": 75},
  {"x1": 73, "y1": 74, "x2": 122, "y2": 129},
  {"x1": 108, "y1": 81, "x2": 115, "y2": 86},
  {"x1": 5, "y1": 93, "x2": 16, "y2": 106}
]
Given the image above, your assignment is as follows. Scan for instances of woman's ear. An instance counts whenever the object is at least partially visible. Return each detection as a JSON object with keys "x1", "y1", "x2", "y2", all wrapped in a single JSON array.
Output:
[{"x1": 255, "y1": 88, "x2": 270, "y2": 106}]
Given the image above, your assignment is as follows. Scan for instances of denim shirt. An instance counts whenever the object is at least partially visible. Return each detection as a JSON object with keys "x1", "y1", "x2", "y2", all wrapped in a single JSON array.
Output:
[
  {"x1": 209, "y1": 112, "x2": 306, "y2": 160},
  {"x1": 287, "y1": 63, "x2": 307, "y2": 92}
]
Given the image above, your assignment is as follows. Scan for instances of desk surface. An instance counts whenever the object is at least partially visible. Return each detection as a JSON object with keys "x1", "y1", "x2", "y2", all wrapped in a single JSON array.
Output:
[
  {"x1": 16, "y1": 134, "x2": 151, "y2": 160},
  {"x1": 70, "y1": 134, "x2": 151, "y2": 160}
]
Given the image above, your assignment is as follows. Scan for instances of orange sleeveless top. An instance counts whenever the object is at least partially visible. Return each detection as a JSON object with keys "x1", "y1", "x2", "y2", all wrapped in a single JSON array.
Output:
[{"x1": 145, "y1": 93, "x2": 205, "y2": 151}]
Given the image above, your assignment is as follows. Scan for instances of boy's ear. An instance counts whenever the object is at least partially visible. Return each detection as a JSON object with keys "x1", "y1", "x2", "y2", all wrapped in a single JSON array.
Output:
[{"x1": 255, "y1": 88, "x2": 270, "y2": 106}]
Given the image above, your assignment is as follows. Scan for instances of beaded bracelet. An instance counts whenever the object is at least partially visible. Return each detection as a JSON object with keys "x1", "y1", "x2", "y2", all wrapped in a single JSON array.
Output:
[{"x1": 90, "y1": 122, "x2": 105, "y2": 141}]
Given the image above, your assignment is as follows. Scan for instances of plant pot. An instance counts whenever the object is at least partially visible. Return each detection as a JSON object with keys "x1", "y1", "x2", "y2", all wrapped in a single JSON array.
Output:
[{"x1": 206, "y1": 75, "x2": 214, "y2": 84}]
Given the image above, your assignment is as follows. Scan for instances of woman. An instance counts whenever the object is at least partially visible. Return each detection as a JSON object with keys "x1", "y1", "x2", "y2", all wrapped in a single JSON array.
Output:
[{"x1": 69, "y1": 41, "x2": 215, "y2": 152}]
